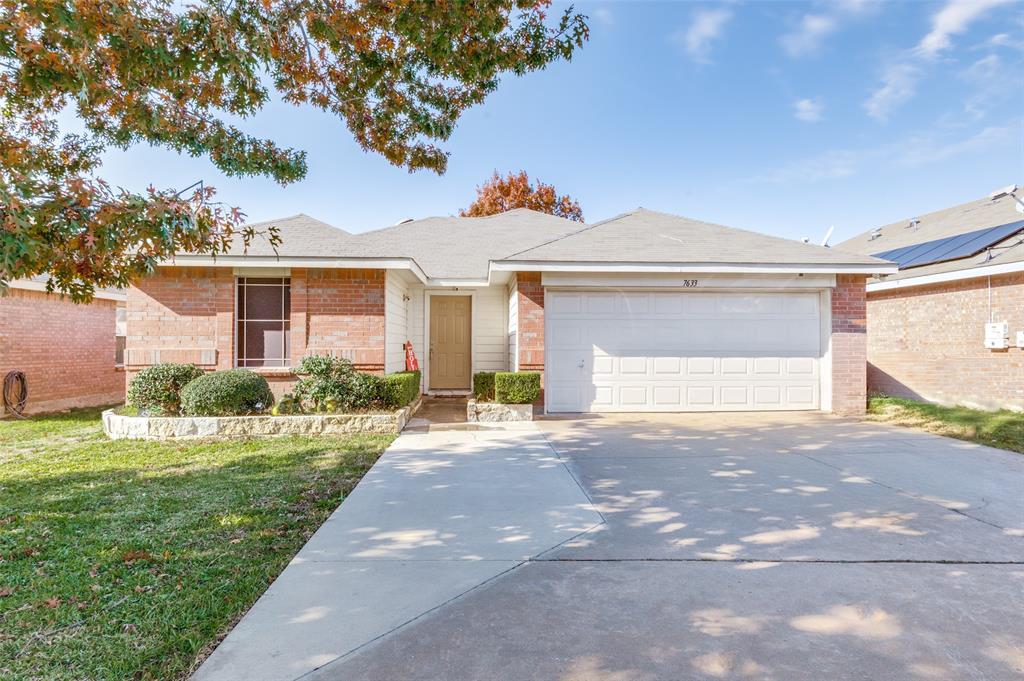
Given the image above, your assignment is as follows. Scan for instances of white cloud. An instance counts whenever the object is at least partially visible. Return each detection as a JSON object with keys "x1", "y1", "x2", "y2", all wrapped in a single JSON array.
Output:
[
  {"x1": 916, "y1": 0, "x2": 1014, "y2": 58},
  {"x1": 593, "y1": 8, "x2": 613, "y2": 26},
  {"x1": 864, "y1": 0, "x2": 1013, "y2": 120},
  {"x1": 794, "y1": 98, "x2": 825, "y2": 123},
  {"x1": 676, "y1": 8, "x2": 734, "y2": 64},
  {"x1": 780, "y1": 14, "x2": 839, "y2": 57},
  {"x1": 752, "y1": 120, "x2": 1018, "y2": 183},
  {"x1": 864, "y1": 61, "x2": 921, "y2": 120},
  {"x1": 779, "y1": 0, "x2": 880, "y2": 58}
]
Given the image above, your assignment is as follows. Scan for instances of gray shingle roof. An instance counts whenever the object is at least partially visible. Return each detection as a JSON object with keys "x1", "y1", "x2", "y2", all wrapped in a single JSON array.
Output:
[
  {"x1": 501, "y1": 208, "x2": 890, "y2": 267},
  {"x1": 225, "y1": 214, "x2": 351, "y2": 257},
  {"x1": 340, "y1": 209, "x2": 587, "y2": 279},
  {"x1": 206, "y1": 206, "x2": 892, "y2": 280},
  {"x1": 835, "y1": 189, "x2": 1024, "y2": 282}
]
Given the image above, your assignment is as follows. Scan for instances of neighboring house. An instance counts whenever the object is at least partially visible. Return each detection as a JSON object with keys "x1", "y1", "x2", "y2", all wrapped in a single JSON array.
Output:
[
  {"x1": 125, "y1": 210, "x2": 893, "y2": 415},
  {"x1": 1, "y1": 277, "x2": 126, "y2": 415},
  {"x1": 837, "y1": 186, "x2": 1024, "y2": 411}
]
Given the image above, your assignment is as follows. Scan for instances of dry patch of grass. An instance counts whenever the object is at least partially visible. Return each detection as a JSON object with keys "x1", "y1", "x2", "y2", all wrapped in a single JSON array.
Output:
[
  {"x1": 0, "y1": 408, "x2": 391, "y2": 680},
  {"x1": 867, "y1": 397, "x2": 1024, "y2": 454}
]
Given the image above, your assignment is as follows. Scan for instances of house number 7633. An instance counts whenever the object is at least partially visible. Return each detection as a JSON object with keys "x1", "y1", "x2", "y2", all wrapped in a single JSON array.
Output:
[{"x1": 681, "y1": 279, "x2": 699, "y2": 287}]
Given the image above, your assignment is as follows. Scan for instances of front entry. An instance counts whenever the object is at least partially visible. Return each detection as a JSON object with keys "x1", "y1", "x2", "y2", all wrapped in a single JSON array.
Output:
[{"x1": 429, "y1": 295, "x2": 472, "y2": 390}]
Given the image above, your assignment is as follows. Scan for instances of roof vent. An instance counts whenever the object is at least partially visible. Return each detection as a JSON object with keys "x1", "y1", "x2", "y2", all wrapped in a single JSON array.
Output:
[
  {"x1": 393, "y1": 217, "x2": 415, "y2": 225},
  {"x1": 989, "y1": 184, "x2": 1018, "y2": 200},
  {"x1": 907, "y1": 218, "x2": 919, "y2": 229},
  {"x1": 868, "y1": 227, "x2": 883, "y2": 241}
]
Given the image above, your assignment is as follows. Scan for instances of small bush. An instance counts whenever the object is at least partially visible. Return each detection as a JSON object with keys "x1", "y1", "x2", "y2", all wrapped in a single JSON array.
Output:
[
  {"x1": 271, "y1": 393, "x2": 302, "y2": 416},
  {"x1": 292, "y1": 355, "x2": 382, "y2": 412},
  {"x1": 473, "y1": 372, "x2": 496, "y2": 402},
  {"x1": 382, "y1": 371, "x2": 421, "y2": 408},
  {"x1": 494, "y1": 372, "x2": 541, "y2": 404},
  {"x1": 179, "y1": 370, "x2": 275, "y2": 416},
  {"x1": 127, "y1": 363, "x2": 204, "y2": 414}
]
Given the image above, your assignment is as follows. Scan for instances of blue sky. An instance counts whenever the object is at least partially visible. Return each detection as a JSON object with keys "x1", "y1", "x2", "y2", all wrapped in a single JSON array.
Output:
[{"x1": 94, "y1": 0, "x2": 1022, "y2": 243}]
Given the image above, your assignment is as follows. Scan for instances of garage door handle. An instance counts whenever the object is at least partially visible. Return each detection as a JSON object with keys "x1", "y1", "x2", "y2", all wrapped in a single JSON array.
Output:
[{"x1": 577, "y1": 359, "x2": 585, "y2": 368}]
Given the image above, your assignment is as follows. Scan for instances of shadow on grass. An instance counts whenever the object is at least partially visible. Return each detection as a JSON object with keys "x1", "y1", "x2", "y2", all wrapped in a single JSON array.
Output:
[{"x1": 0, "y1": 407, "x2": 392, "y2": 681}]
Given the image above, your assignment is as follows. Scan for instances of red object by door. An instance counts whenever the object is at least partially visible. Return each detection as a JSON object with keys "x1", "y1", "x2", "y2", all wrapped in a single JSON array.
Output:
[{"x1": 405, "y1": 342, "x2": 420, "y2": 371}]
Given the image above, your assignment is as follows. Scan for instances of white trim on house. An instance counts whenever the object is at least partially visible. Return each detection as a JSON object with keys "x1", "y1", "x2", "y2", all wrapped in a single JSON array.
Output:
[
  {"x1": 7, "y1": 279, "x2": 126, "y2": 302},
  {"x1": 161, "y1": 256, "x2": 894, "y2": 287},
  {"x1": 164, "y1": 255, "x2": 431, "y2": 285},
  {"x1": 540, "y1": 272, "x2": 837, "y2": 289},
  {"x1": 866, "y1": 260, "x2": 1024, "y2": 292},
  {"x1": 494, "y1": 261, "x2": 896, "y2": 276}
]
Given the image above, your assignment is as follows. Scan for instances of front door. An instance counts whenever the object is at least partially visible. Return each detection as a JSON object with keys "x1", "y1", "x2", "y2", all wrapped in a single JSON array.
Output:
[{"x1": 429, "y1": 295, "x2": 472, "y2": 390}]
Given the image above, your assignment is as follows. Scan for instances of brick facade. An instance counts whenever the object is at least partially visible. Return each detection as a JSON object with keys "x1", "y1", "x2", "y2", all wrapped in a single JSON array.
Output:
[
  {"x1": 515, "y1": 272, "x2": 545, "y2": 373},
  {"x1": 0, "y1": 288, "x2": 124, "y2": 415},
  {"x1": 125, "y1": 267, "x2": 385, "y2": 398},
  {"x1": 866, "y1": 272, "x2": 1024, "y2": 411},
  {"x1": 830, "y1": 274, "x2": 869, "y2": 416}
]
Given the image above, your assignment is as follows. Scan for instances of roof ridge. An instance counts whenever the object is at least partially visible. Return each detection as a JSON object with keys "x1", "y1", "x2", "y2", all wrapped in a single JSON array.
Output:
[{"x1": 500, "y1": 220, "x2": 599, "y2": 260}]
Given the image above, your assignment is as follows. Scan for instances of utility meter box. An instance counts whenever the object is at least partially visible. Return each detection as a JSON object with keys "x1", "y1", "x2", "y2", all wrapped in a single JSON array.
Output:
[{"x1": 985, "y1": 321, "x2": 1009, "y2": 349}]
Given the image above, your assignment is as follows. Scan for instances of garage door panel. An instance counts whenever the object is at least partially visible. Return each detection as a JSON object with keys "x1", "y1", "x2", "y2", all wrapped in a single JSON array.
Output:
[{"x1": 546, "y1": 290, "x2": 821, "y2": 413}]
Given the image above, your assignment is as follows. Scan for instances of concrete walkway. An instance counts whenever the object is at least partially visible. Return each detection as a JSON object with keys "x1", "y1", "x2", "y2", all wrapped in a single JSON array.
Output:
[{"x1": 192, "y1": 424, "x2": 601, "y2": 681}]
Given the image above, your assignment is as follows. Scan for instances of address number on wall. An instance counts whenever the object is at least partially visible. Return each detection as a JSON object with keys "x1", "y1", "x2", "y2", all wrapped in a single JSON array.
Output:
[{"x1": 681, "y1": 279, "x2": 699, "y2": 287}]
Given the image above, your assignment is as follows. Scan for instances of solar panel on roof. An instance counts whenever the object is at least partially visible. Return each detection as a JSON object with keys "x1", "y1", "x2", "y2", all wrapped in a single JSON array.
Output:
[{"x1": 871, "y1": 219, "x2": 1024, "y2": 270}]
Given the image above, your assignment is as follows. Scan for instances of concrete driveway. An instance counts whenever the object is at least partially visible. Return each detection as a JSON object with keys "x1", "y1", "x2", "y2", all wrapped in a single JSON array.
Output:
[{"x1": 314, "y1": 413, "x2": 1024, "y2": 681}]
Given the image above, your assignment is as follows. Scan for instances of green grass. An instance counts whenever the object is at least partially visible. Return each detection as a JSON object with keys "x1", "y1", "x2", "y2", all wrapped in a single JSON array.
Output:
[
  {"x1": 867, "y1": 396, "x2": 1024, "y2": 454},
  {"x1": 0, "y1": 408, "x2": 392, "y2": 680}
]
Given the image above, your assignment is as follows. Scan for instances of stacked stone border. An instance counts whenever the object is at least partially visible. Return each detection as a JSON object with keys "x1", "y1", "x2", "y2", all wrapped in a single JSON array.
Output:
[
  {"x1": 103, "y1": 397, "x2": 421, "y2": 440},
  {"x1": 466, "y1": 399, "x2": 533, "y2": 422}
]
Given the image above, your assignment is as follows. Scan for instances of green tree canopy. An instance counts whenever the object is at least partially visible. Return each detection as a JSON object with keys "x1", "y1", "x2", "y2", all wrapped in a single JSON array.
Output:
[{"x1": 0, "y1": 0, "x2": 588, "y2": 300}]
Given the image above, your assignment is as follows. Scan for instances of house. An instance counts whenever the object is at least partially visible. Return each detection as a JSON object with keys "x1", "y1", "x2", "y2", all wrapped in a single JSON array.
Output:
[
  {"x1": 124, "y1": 209, "x2": 894, "y2": 415},
  {"x1": 837, "y1": 186, "x2": 1024, "y2": 411},
  {"x1": 1, "y1": 277, "x2": 126, "y2": 415}
]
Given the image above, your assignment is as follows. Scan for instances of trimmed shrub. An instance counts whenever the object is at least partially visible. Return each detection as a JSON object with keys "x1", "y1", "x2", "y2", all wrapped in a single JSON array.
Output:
[
  {"x1": 382, "y1": 371, "x2": 420, "y2": 408},
  {"x1": 494, "y1": 372, "x2": 541, "y2": 404},
  {"x1": 180, "y1": 370, "x2": 275, "y2": 416},
  {"x1": 127, "y1": 363, "x2": 204, "y2": 414},
  {"x1": 292, "y1": 355, "x2": 383, "y2": 412},
  {"x1": 473, "y1": 372, "x2": 496, "y2": 402}
]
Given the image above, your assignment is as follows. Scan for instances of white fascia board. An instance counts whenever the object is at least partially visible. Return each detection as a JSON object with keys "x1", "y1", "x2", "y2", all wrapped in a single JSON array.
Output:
[
  {"x1": 161, "y1": 255, "x2": 429, "y2": 284},
  {"x1": 867, "y1": 259, "x2": 1024, "y2": 292},
  {"x1": 6, "y1": 279, "x2": 126, "y2": 302},
  {"x1": 491, "y1": 260, "x2": 898, "y2": 276}
]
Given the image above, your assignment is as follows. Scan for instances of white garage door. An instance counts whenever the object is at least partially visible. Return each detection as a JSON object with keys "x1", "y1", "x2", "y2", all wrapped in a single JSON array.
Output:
[{"x1": 545, "y1": 290, "x2": 822, "y2": 413}]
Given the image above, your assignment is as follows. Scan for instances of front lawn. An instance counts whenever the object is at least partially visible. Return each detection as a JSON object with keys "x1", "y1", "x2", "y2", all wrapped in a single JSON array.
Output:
[
  {"x1": 0, "y1": 408, "x2": 392, "y2": 680},
  {"x1": 867, "y1": 396, "x2": 1024, "y2": 454}
]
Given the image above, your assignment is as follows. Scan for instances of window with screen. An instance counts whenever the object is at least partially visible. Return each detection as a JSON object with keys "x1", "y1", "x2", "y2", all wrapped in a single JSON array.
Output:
[
  {"x1": 236, "y1": 277, "x2": 291, "y2": 367},
  {"x1": 115, "y1": 304, "x2": 127, "y2": 366}
]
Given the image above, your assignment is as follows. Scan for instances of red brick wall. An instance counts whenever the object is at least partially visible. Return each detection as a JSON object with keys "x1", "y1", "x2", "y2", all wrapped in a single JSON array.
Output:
[
  {"x1": 0, "y1": 288, "x2": 124, "y2": 415},
  {"x1": 297, "y1": 268, "x2": 385, "y2": 372},
  {"x1": 125, "y1": 267, "x2": 385, "y2": 399},
  {"x1": 516, "y1": 272, "x2": 544, "y2": 373},
  {"x1": 125, "y1": 267, "x2": 233, "y2": 382},
  {"x1": 866, "y1": 272, "x2": 1024, "y2": 410},
  {"x1": 831, "y1": 274, "x2": 868, "y2": 416}
]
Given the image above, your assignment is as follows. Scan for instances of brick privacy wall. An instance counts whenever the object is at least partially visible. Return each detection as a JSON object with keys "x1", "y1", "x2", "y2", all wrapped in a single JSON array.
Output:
[
  {"x1": 0, "y1": 288, "x2": 123, "y2": 415},
  {"x1": 125, "y1": 267, "x2": 385, "y2": 399},
  {"x1": 831, "y1": 274, "x2": 868, "y2": 416},
  {"x1": 866, "y1": 272, "x2": 1024, "y2": 410},
  {"x1": 516, "y1": 272, "x2": 544, "y2": 373}
]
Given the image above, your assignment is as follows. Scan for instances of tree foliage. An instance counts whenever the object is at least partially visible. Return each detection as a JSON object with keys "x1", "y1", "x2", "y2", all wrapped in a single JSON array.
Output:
[
  {"x1": 460, "y1": 170, "x2": 584, "y2": 222},
  {"x1": 0, "y1": 1, "x2": 589, "y2": 300}
]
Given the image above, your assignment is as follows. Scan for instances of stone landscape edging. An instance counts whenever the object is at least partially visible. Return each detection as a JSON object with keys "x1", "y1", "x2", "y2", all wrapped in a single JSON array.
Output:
[
  {"x1": 466, "y1": 399, "x2": 534, "y2": 422},
  {"x1": 102, "y1": 397, "x2": 422, "y2": 440}
]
